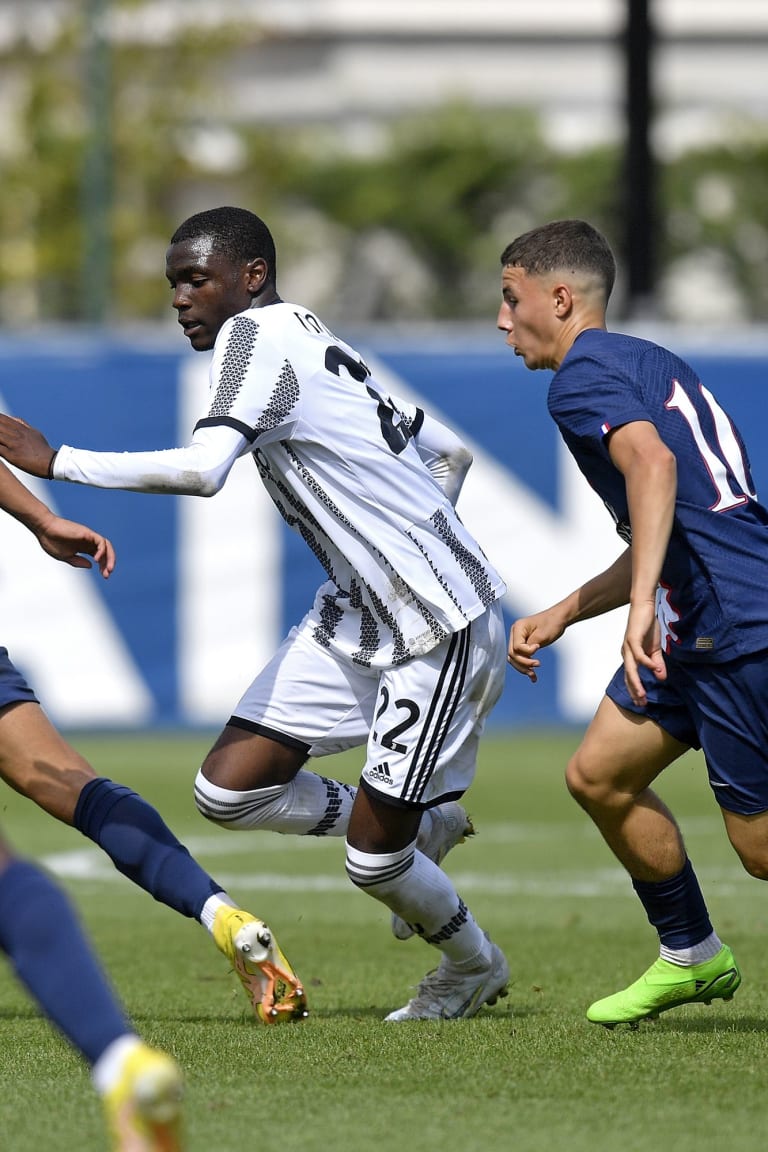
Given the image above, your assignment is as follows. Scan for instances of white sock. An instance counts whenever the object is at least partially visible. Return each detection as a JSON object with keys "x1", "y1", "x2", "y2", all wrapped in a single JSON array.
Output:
[
  {"x1": 200, "y1": 892, "x2": 237, "y2": 933},
  {"x1": 659, "y1": 930, "x2": 723, "y2": 966},
  {"x1": 194, "y1": 769, "x2": 356, "y2": 835},
  {"x1": 91, "y1": 1034, "x2": 142, "y2": 1095},
  {"x1": 345, "y1": 841, "x2": 489, "y2": 966}
]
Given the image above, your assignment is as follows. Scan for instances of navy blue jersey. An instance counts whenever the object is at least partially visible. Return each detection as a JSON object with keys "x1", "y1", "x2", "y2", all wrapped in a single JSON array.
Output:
[
  {"x1": 0, "y1": 646, "x2": 38, "y2": 708},
  {"x1": 549, "y1": 328, "x2": 768, "y2": 663}
]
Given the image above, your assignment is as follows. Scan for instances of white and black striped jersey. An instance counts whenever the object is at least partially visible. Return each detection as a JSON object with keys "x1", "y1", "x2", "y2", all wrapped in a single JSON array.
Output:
[{"x1": 53, "y1": 301, "x2": 505, "y2": 669}]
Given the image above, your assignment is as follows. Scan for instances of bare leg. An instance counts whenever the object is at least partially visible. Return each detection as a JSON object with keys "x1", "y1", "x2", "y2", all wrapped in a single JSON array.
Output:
[
  {"x1": 201, "y1": 724, "x2": 309, "y2": 789},
  {"x1": 569, "y1": 697, "x2": 740, "y2": 1027},
  {"x1": 0, "y1": 701, "x2": 97, "y2": 824},
  {"x1": 196, "y1": 724, "x2": 355, "y2": 836},
  {"x1": 721, "y1": 807, "x2": 768, "y2": 880},
  {"x1": 565, "y1": 695, "x2": 689, "y2": 881}
]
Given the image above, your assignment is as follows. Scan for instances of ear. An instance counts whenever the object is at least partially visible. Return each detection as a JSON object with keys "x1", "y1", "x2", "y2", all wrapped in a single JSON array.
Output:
[
  {"x1": 552, "y1": 282, "x2": 574, "y2": 317},
  {"x1": 244, "y1": 257, "x2": 270, "y2": 296}
]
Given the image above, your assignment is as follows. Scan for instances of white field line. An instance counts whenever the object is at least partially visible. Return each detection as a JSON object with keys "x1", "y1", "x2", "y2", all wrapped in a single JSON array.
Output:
[{"x1": 40, "y1": 820, "x2": 751, "y2": 898}]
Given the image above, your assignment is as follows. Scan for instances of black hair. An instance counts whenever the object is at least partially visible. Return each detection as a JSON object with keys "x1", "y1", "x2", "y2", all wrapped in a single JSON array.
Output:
[
  {"x1": 170, "y1": 206, "x2": 277, "y2": 279},
  {"x1": 500, "y1": 219, "x2": 616, "y2": 301}
]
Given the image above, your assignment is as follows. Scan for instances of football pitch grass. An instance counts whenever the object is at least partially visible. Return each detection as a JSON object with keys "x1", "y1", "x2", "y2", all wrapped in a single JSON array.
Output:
[{"x1": 0, "y1": 730, "x2": 765, "y2": 1152}]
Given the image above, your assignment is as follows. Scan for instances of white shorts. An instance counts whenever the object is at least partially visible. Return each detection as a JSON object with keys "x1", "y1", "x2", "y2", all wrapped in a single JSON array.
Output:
[{"x1": 230, "y1": 601, "x2": 506, "y2": 808}]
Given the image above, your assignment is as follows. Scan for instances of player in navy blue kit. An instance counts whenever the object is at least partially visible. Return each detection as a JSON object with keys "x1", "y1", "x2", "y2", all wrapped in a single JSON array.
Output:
[
  {"x1": 0, "y1": 458, "x2": 185, "y2": 1149},
  {"x1": 500, "y1": 219, "x2": 756, "y2": 1027},
  {"x1": 0, "y1": 453, "x2": 306, "y2": 1028}
]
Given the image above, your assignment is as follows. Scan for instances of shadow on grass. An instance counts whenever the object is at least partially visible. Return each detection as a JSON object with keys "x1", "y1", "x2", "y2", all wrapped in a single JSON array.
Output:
[
  {"x1": 0, "y1": 1008, "x2": 43, "y2": 1022},
  {"x1": 588, "y1": 1013, "x2": 767, "y2": 1035},
  {"x1": 0, "y1": 1002, "x2": 544, "y2": 1026},
  {"x1": 655, "y1": 1014, "x2": 767, "y2": 1034},
  {"x1": 307, "y1": 1003, "x2": 540, "y2": 1022}
]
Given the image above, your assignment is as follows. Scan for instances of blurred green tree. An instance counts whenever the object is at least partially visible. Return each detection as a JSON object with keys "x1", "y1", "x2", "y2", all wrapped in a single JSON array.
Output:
[
  {"x1": 0, "y1": 7, "x2": 766, "y2": 327},
  {"x1": 0, "y1": 5, "x2": 248, "y2": 324},
  {"x1": 253, "y1": 105, "x2": 553, "y2": 320},
  {"x1": 662, "y1": 130, "x2": 768, "y2": 323}
]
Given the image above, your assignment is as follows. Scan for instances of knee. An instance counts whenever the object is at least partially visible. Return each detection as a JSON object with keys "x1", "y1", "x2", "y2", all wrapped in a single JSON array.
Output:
[
  {"x1": 565, "y1": 753, "x2": 614, "y2": 811},
  {"x1": 735, "y1": 850, "x2": 768, "y2": 881},
  {"x1": 724, "y1": 816, "x2": 768, "y2": 880}
]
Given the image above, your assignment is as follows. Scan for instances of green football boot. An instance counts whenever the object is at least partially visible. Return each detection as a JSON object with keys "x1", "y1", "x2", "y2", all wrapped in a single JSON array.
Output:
[{"x1": 587, "y1": 944, "x2": 741, "y2": 1029}]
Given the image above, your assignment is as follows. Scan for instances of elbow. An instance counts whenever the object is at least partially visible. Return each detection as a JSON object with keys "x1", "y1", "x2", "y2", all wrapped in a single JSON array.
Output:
[
  {"x1": 660, "y1": 449, "x2": 677, "y2": 494},
  {"x1": 441, "y1": 447, "x2": 473, "y2": 506},
  {"x1": 666, "y1": 450, "x2": 677, "y2": 483},
  {"x1": 196, "y1": 477, "x2": 224, "y2": 498},
  {"x1": 177, "y1": 470, "x2": 224, "y2": 497},
  {"x1": 454, "y1": 445, "x2": 473, "y2": 473}
]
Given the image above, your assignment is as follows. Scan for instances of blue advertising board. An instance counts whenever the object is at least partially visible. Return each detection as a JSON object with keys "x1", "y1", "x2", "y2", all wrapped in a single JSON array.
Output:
[{"x1": 1, "y1": 327, "x2": 767, "y2": 730}]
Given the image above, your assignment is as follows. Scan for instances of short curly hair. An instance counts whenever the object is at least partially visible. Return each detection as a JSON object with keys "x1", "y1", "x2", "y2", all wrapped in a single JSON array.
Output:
[{"x1": 170, "y1": 206, "x2": 277, "y2": 279}]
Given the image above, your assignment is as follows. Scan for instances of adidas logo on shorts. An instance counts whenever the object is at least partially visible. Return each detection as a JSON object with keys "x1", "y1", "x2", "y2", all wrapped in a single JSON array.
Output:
[{"x1": 366, "y1": 762, "x2": 395, "y2": 786}]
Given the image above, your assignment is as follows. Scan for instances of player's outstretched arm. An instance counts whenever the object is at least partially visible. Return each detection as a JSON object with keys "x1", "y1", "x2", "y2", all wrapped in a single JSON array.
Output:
[
  {"x1": 0, "y1": 460, "x2": 115, "y2": 577},
  {"x1": 0, "y1": 415, "x2": 57, "y2": 478},
  {"x1": 508, "y1": 549, "x2": 634, "y2": 681}
]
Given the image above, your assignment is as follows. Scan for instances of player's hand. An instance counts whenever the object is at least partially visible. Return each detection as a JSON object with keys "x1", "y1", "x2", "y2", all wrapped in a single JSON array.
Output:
[
  {"x1": 508, "y1": 610, "x2": 567, "y2": 682},
  {"x1": 36, "y1": 512, "x2": 116, "y2": 578},
  {"x1": 0, "y1": 415, "x2": 57, "y2": 478},
  {"x1": 621, "y1": 601, "x2": 666, "y2": 705}
]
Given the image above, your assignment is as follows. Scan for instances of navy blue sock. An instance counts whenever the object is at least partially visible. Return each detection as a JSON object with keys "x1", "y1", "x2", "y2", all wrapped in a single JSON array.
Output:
[
  {"x1": 0, "y1": 859, "x2": 130, "y2": 1065},
  {"x1": 632, "y1": 857, "x2": 713, "y2": 948},
  {"x1": 74, "y1": 777, "x2": 222, "y2": 921}
]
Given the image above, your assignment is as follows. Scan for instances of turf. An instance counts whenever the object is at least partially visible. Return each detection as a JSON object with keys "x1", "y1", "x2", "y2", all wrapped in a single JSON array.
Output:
[{"x1": 0, "y1": 730, "x2": 763, "y2": 1151}]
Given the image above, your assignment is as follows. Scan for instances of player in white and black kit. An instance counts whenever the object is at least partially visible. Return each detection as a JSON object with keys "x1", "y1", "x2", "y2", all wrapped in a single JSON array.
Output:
[{"x1": 0, "y1": 206, "x2": 509, "y2": 1020}]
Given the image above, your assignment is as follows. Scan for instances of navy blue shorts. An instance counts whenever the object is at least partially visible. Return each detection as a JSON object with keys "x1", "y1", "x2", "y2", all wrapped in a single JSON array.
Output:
[
  {"x1": 607, "y1": 650, "x2": 768, "y2": 816},
  {"x1": 0, "y1": 647, "x2": 39, "y2": 710}
]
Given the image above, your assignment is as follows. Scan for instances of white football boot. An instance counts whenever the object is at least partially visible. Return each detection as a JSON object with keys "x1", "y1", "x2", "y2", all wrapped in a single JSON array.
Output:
[{"x1": 385, "y1": 939, "x2": 509, "y2": 1022}]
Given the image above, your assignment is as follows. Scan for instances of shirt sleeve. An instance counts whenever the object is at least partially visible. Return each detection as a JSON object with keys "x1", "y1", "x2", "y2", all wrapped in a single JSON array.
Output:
[
  {"x1": 52, "y1": 422, "x2": 249, "y2": 495},
  {"x1": 52, "y1": 309, "x2": 300, "y2": 495},
  {"x1": 412, "y1": 410, "x2": 473, "y2": 505},
  {"x1": 551, "y1": 353, "x2": 652, "y2": 444},
  {"x1": 194, "y1": 312, "x2": 300, "y2": 445}
]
